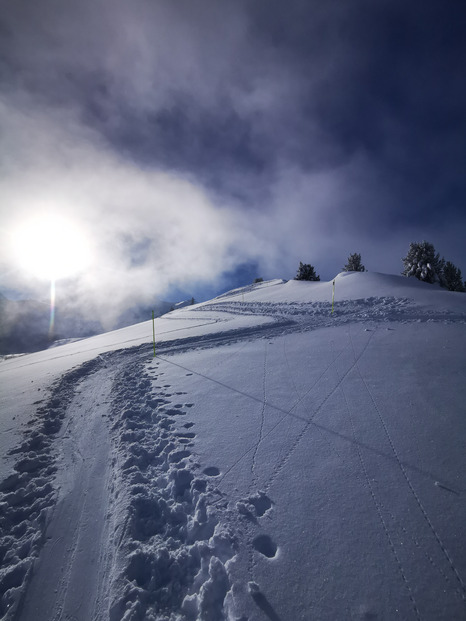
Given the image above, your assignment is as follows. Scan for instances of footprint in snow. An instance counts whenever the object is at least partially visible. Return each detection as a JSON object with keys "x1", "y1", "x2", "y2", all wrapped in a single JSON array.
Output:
[
  {"x1": 203, "y1": 467, "x2": 220, "y2": 477},
  {"x1": 168, "y1": 449, "x2": 191, "y2": 463},
  {"x1": 237, "y1": 492, "x2": 272, "y2": 518},
  {"x1": 253, "y1": 534, "x2": 277, "y2": 558},
  {"x1": 248, "y1": 582, "x2": 281, "y2": 621},
  {"x1": 164, "y1": 408, "x2": 186, "y2": 416},
  {"x1": 249, "y1": 492, "x2": 272, "y2": 517}
]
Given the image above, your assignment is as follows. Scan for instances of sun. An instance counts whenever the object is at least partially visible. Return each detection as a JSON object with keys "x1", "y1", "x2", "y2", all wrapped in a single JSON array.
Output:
[{"x1": 11, "y1": 215, "x2": 91, "y2": 281}]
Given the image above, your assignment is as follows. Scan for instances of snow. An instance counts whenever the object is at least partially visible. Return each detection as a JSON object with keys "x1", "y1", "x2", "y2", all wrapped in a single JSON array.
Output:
[{"x1": 1, "y1": 272, "x2": 465, "y2": 620}]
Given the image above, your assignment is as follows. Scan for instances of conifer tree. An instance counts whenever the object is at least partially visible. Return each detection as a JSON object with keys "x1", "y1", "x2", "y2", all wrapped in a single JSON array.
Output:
[
  {"x1": 401, "y1": 241, "x2": 444, "y2": 284},
  {"x1": 442, "y1": 261, "x2": 465, "y2": 292},
  {"x1": 295, "y1": 262, "x2": 320, "y2": 281},
  {"x1": 343, "y1": 253, "x2": 365, "y2": 272}
]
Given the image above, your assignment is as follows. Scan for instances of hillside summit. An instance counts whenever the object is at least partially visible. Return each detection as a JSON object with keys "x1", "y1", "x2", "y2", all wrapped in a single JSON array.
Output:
[{"x1": 1, "y1": 272, "x2": 465, "y2": 620}]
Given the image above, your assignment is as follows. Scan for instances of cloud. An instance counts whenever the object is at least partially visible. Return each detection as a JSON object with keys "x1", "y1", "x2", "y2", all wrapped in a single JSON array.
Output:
[
  {"x1": 1, "y1": 0, "x2": 466, "y2": 318},
  {"x1": 0, "y1": 100, "x2": 260, "y2": 324}
]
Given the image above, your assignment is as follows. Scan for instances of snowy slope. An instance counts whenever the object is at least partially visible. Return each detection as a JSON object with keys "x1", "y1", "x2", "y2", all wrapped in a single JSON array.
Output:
[{"x1": 1, "y1": 273, "x2": 465, "y2": 621}]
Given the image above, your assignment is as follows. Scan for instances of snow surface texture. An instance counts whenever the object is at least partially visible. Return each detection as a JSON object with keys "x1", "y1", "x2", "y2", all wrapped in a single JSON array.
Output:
[{"x1": 0, "y1": 273, "x2": 466, "y2": 620}]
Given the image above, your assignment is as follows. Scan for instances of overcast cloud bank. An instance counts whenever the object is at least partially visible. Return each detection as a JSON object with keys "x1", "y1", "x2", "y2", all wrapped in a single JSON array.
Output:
[{"x1": 1, "y1": 0, "x2": 465, "y2": 320}]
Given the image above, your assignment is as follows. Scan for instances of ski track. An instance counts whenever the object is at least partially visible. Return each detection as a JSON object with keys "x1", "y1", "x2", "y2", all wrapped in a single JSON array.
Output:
[
  {"x1": 347, "y1": 328, "x2": 466, "y2": 609},
  {"x1": 328, "y1": 328, "x2": 466, "y2": 620},
  {"x1": 1, "y1": 292, "x2": 465, "y2": 620},
  {"x1": 200, "y1": 297, "x2": 466, "y2": 328},
  {"x1": 248, "y1": 341, "x2": 268, "y2": 491},
  {"x1": 340, "y1": 380, "x2": 422, "y2": 621},
  {"x1": 262, "y1": 329, "x2": 376, "y2": 495},
  {"x1": 210, "y1": 338, "x2": 353, "y2": 494}
]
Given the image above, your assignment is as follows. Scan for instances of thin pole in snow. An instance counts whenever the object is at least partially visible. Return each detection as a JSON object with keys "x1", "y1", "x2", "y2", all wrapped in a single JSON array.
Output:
[
  {"x1": 152, "y1": 310, "x2": 156, "y2": 357},
  {"x1": 332, "y1": 279, "x2": 335, "y2": 314}
]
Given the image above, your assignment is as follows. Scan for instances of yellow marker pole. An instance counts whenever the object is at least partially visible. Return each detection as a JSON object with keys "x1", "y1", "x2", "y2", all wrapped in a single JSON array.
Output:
[
  {"x1": 152, "y1": 310, "x2": 156, "y2": 357},
  {"x1": 332, "y1": 280, "x2": 335, "y2": 314}
]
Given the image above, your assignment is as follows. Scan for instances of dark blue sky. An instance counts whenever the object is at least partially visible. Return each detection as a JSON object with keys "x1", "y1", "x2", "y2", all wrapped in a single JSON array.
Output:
[{"x1": 1, "y1": 0, "x2": 465, "y2": 316}]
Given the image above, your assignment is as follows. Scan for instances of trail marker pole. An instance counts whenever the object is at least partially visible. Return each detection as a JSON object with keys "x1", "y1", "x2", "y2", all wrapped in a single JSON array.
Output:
[
  {"x1": 152, "y1": 310, "x2": 156, "y2": 357},
  {"x1": 332, "y1": 279, "x2": 335, "y2": 314}
]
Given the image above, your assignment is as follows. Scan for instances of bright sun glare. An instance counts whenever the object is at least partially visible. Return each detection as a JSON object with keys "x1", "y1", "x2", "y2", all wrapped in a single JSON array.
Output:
[{"x1": 11, "y1": 215, "x2": 91, "y2": 281}]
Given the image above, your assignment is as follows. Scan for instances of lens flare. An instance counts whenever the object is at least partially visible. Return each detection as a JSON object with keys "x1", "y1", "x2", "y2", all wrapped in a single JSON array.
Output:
[{"x1": 49, "y1": 279, "x2": 56, "y2": 337}]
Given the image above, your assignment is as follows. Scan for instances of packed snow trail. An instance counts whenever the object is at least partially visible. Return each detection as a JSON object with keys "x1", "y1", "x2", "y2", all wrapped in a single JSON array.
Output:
[
  {"x1": 105, "y1": 352, "x2": 238, "y2": 621},
  {"x1": 2, "y1": 340, "x2": 249, "y2": 620},
  {"x1": 0, "y1": 356, "x2": 107, "y2": 620},
  {"x1": 19, "y1": 365, "x2": 115, "y2": 621}
]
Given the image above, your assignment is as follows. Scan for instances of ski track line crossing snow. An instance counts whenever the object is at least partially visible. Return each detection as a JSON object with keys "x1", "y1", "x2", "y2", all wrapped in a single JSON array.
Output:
[
  {"x1": 348, "y1": 328, "x2": 466, "y2": 603},
  {"x1": 152, "y1": 316, "x2": 294, "y2": 362},
  {"x1": 339, "y1": 381, "x2": 422, "y2": 621},
  {"x1": 282, "y1": 335, "x2": 303, "y2": 404},
  {"x1": 213, "y1": 336, "x2": 353, "y2": 491},
  {"x1": 156, "y1": 337, "x2": 351, "y2": 495},
  {"x1": 0, "y1": 320, "x2": 222, "y2": 374},
  {"x1": 326, "y1": 335, "x2": 464, "y2": 616},
  {"x1": 289, "y1": 337, "x2": 347, "y2": 470},
  {"x1": 249, "y1": 341, "x2": 269, "y2": 491},
  {"x1": 339, "y1": 346, "x2": 465, "y2": 617},
  {"x1": 227, "y1": 338, "x2": 356, "y2": 489},
  {"x1": 382, "y1": 485, "x2": 462, "y2": 605},
  {"x1": 262, "y1": 329, "x2": 377, "y2": 495},
  {"x1": 244, "y1": 341, "x2": 269, "y2": 590},
  {"x1": 201, "y1": 339, "x2": 251, "y2": 379}
]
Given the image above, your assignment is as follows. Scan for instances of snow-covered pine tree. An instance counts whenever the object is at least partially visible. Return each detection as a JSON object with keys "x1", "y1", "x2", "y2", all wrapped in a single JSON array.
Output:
[
  {"x1": 343, "y1": 252, "x2": 365, "y2": 272},
  {"x1": 294, "y1": 262, "x2": 320, "y2": 281},
  {"x1": 401, "y1": 241, "x2": 444, "y2": 284},
  {"x1": 442, "y1": 261, "x2": 465, "y2": 292}
]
